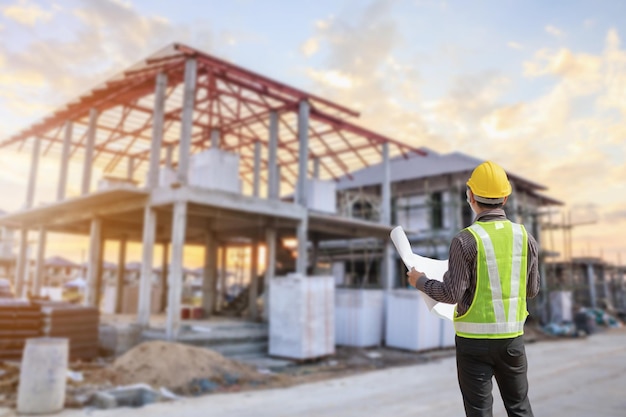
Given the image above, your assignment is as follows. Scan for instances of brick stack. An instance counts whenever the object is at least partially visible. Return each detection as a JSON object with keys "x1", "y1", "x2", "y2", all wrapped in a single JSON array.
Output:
[{"x1": 0, "y1": 300, "x2": 43, "y2": 361}]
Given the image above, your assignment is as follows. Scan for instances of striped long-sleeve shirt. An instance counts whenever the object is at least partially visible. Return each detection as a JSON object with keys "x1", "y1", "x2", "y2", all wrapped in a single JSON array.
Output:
[{"x1": 416, "y1": 208, "x2": 540, "y2": 316}]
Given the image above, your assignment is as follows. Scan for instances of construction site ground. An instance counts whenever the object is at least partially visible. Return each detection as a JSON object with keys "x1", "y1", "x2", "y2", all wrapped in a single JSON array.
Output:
[{"x1": 23, "y1": 325, "x2": 623, "y2": 417}]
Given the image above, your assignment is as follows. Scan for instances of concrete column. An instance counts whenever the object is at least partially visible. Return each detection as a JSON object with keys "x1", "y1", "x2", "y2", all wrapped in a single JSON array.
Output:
[
  {"x1": 313, "y1": 157, "x2": 320, "y2": 180},
  {"x1": 201, "y1": 231, "x2": 218, "y2": 316},
  {"x1": 296, "y1": 217, "x2": 308, "y2": 275},
  {"x1": 267, "y1": 111, "x2": 279, "y2": 200},
  {"x1": 296, "y1": 100, "x2": 310, "y2": 207},
  {"x1": 126, "y1": 157, "x2": 135, "y2": 182},
  {"x1": 381, "y1": 143, "x2": 391, "y2": 225},
  {"x1": 210, "y1": 128, "x2": 220, "y2": 148},
  {"x1": 253, "y1": 141, "x2": 261, "y2": 197},
  {"x1": 263, "y1": 228, "x2": 277, "y2": 321},
  {"x1": 177, "y1": 58, "x2": 197, "y2": 185},
  {"x1": 138, "y1": 206, "x2": 157, "y2": 326},
  {"x1": 166, "y1": 201, "x2": 187, "y2": 340},
  {"x1": 26, "y1": 136, "x2": 41, "y2": 209},
  {"x1": 94, "y1": 237, "x2": 105, "y2": 309},
  {"x1": 32, "y1": 226, "x2": 46, "y2": 296},
  {"x1": 380, "y1": 142, "x2": 394, "y2": 290},
  {"x1": 57, "y1": 121, "x2": 72, "y2": 201},
  {"x1": 147, "y1": 72, "x2": 168, "y2": 188},
  {"x1": 82, "y1": 108, "x2": 99, "y2": 195},
  {"x1": 115, "y1": 236, "x2": 127, "y2": 314},
  {"x1": 165, "y1": 144, "x2": 174, "y2": 169},
  {"x1": 160, "y1": 242, "x2": 169, "y2": 313},
  {"x1": 85, "y1": 218, "x2": 102, "y2": 307},
  {"x1": 276, "y1": 165, "x2": 281, "y2": 198},
  {"x1": 216, "y1": 245, "x2": 227, "y2": 313},
  {"x1": 587, "y1": 262, "x2": 597, "y2": 309},
  {"x1": 14, "y1": 229, "x2": 28, "y2": 299},
  {"x1": 248, "y1": 241, "x2": 259, "y2": 319}
]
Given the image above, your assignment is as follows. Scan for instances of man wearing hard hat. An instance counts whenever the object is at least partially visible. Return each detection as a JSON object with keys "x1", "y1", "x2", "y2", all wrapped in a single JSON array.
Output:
[{"x1": 408, "y1": 161, "x2": 539, "y2": 417}]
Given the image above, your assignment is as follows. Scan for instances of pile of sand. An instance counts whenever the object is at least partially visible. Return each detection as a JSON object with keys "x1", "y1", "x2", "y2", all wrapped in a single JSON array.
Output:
[{"x1": 109, "y1": 341, "x2": 268, "y2": 391}]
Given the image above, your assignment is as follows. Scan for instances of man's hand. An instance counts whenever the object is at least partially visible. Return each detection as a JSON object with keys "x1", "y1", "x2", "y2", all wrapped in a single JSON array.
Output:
[{"x1": 407, "y1": 267, "x2": 426, "y2": 289}]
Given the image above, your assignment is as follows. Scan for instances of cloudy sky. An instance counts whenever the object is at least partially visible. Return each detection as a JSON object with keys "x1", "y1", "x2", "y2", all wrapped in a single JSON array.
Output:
[{"x1": 0, "y1": 0, "x2": 625, "y2": 265}]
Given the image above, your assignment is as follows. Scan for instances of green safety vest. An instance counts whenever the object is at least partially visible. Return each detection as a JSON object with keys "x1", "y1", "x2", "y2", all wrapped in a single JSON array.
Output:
[{"x1": 454, "y1": 220, "x2": 529, "y2": 339}]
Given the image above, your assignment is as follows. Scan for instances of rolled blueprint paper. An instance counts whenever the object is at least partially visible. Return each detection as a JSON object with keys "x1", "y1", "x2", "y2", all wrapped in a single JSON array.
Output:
[{"x1": 390, "y1": 225, "x2": 456, "y2": 321}]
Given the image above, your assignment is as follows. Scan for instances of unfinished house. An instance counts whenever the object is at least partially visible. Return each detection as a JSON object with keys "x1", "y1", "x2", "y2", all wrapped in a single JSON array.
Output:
[
  {"x1": 326, "y1": 148, "x2": 562, "y2": 289},
  {"x1": 0, "y1": 43, "x2": 420, "y2": 340}
]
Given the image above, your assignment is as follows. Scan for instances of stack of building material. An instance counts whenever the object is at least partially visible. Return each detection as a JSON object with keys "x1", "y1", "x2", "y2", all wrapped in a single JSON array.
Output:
[
  {"x1": 335, "y1": 289, "x2": 383, "y2": 347},
  {"x1": 385, "y1": 289, "x2": 454, "y2": 351},
  {"x1": 0, "y1": 300, "x2": 43, "y2": 360},
  {"x1": 38, "y1": 302, "x2": 100, "y2": 360},
  {"x1": 269, "y1": 275, "x2": 335, "y2": 360}
]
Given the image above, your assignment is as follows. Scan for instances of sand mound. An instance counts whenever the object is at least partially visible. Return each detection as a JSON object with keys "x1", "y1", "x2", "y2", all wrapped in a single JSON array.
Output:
[{"x1": 110, "y1": 341, "x2": 263, "y2": 391}]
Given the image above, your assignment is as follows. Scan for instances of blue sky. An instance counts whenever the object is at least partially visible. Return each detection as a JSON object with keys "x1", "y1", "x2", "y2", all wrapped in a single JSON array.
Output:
[{"x1": 0, "y1": 0, "x2": 625, "y2": 264}]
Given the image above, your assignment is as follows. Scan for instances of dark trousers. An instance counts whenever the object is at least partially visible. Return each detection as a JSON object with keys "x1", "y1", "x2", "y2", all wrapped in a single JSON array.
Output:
[{"x1": 455, "y1": 335, "x2": 534, "y2": 417}]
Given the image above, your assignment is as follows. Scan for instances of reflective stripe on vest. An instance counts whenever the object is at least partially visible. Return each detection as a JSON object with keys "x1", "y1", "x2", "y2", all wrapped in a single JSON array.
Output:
[{"x1": 454, "y1": 222, "x2": 527, "y2": 337}]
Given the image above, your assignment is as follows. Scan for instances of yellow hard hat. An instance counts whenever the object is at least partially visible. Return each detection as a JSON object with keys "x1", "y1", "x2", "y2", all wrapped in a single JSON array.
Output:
[{"x1": 466, "y1": 161, "x2": 512, "y2": 203}]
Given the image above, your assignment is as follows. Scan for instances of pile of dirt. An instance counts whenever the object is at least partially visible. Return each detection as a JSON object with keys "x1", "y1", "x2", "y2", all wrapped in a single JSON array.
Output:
[{"x1": 108, "y1": 341, "x2": 279, "y2": 392}]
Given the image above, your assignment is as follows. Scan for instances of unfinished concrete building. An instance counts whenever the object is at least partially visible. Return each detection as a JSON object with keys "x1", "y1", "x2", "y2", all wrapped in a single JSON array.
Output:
[
  {"x1": 0, "y1": 43, "x2": 421, "y2": 339},
  {"x1": 324, "y1": 148, "x2": 562, "y2": 290}
]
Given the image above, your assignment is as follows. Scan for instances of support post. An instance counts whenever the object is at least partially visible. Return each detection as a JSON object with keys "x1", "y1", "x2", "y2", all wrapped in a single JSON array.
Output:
[
  {"x1": 14, "y1": 229, "x2": 28, "y2": 299},
  {"x1": 138, "y1": 206, "x2": 157, "y2": 326},
  {"x1": 217, "y1": 245, "x2": 227, "y2": 313},
  {"x1": 81, "y1": 108, "x2": 99, "y2": 195},
  {"x1": 263, "y1": 228, "x2": 277, "y2": 321},
  {"x1": 210, "y1": 128, "x2": 220, "y2": 148},
  {"x1": 296, "y1": 217, "x2": 308, "y2": 275},
  {"x1": 165, "y1": 144, "x2": 174, "y2": 169},
  {"x1": 26, "y1": 136, "x2": 41, "y2": 209},
  {"x1": 57, "y1": 121, "x2": 72, "y2": 201},
  {"x1": 380, "y1": 142, "x2": 394, "y2": 290},
  {"x1": 166, "y1": 201, "x2": 187, "y2": 340},
  {"x1": 313, "y1": 157, "x2": 320, "y2": 179},
  {"x1": 160, "y1": 242, "x2": 169, "y2": 313},
  {"x1": 267, "y1": 111, "x2": 279, "y2": 199},
  {"x1": 115, "y1": 236, "x2": 127, "y2": 314},
  {"x1": 126, "y1": 157, "x2": 135, "y2": 182},
  {"x1": 201, "y1": 231, "x2": 218, "y2": 316},
  {"x1": 85, "y1": 218, "x2": 102, "y2": 307},
  {"x1": 587, "y1": 262, "x2": 597, "y2": 309},
  {"x1": 147, "y1": 72, "x2": 168, "y2": 188},
  {"x1": 253, "y1": 141, "x2": 261, "y2": 197},
  {"x1": 248, "y1": 241, "x2": 259, "y2": 319},
  {"x1": 32, "y1": 227, "x2": 46, "y2": 297},
  {"x1": 296, "y1": 100, "x2": 310, "y2": 207},
  {"x1": 176, "y1": 59, "x2": 197, "y2": 185}
]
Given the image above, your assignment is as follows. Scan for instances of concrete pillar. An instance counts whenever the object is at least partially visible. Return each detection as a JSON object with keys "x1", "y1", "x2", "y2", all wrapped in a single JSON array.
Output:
[
  {"x1": 216, "y1": 245, "x2": 227, "y2": 313},
  {"x1": 587, "y1": 262, "x2": 597, "y2": 309},
  {"x1": 126, "y1": 157, "x2": 135, "y2": 182},
  {"x1": 210, "y1": 128, "x2": 220, "y2": 148},
  {"x1": 313, "y1": 158, "x2": 320, "y2": 180},
  {"x1": 32, "y1": 226, "x2": 46, "y2": 297},
  {"x1": 253, "y1": 141, "x2": 261, "y2": 197},
  {"x1": 138, "y1": 206, "x2": 157, "y2": 326},
  {"x1": 165, "y1": 144, "x2": 174, "y2": 169},
  {"x1": 267, "y1": 111, "x2": 279, "y2": 200},
  {"x1": 296, "y1": 217, "x2": 308, "y2": 275},
  {"x1": 248, "y1": 241, "x2": 260, "y2": 319},
  {"x1": 296, "y1": 100, "x2": 310, "y2": 207},
  {"x1": 85, "y1": 218, "x2": 102, "y2": 307},
  {"x1": 57, "y1": 121, "x2": 72, "y2": 201},
  {"x1": 380, "y1": 142, "x2": 394, "y2": 290},
  {"x1": 160, "y1": 242, "x2": 169, "y2": 313},
  {"x1": 14, "y1": 229, "x2": 28, "y2": 299},
  {"x1": 147, "y1": 72, "x2": 168, "y2": 188},
  {"x1": 82, "y1": 108, "x2": 99, "y2": 195},
  {"x1": 176, "y1": 58, "x2": 197, "y2": 185},
  {"x1": 201, "y1": 231, "x2": 218, "y2": 316},
  {"x1": 26, "y1": 136, "x2": 41, "y2": 209},
  {"x1": 263, "y1": 228, "x2": 277, "y2": 321},
  {"x1": 166, "y1": 201, "x2": 187, "y2": 340},
  {"x1": 115, "y1": 236, "x2": 127, "y2": 314},
  {"x1": 94, "y1": 237, "x2": 105, "y2": 309}
]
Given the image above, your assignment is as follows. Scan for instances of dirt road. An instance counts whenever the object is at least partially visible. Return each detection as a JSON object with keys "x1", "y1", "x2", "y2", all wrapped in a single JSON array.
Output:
[{"x1": 61, "y1": 328, "x2": 626, "y2": 417}]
